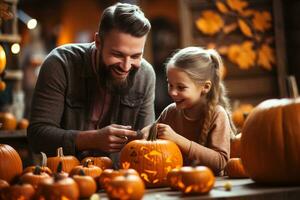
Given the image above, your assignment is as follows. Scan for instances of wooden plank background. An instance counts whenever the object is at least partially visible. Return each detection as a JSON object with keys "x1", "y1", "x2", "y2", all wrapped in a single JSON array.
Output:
[{"x1": 179, "y1": 0, "x2": 287, "y2": 106}]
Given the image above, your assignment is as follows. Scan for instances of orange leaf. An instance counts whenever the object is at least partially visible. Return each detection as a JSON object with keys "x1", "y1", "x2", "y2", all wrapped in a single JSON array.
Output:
[
  {"x1": 216, "y1": 1, "x2": 229, "y2": 14},
  {"x1": 223, "y1": 22, "x2": 238, "y2": 34},
  {"x1": 240, "y1": 9, "x2": 255, "y2": 17},
  {"x1": 252, "y1": 11, "x2": 272, "y2": 32},
  {"x1": 238, "y1": 19, "x2": 253, "y2": 37},
  {"x1": 228, "y1": 41, "x2": 256, "y2": 69},
  {"x1": 207, "y1": 43, "x2": 216, "y2": 49},
  {"x1": 226, "y1": 0, "x2": 248, "y2": 13},
  {"x1": 217, "y1": 46, "x2": 228, "y2": 55},
  {"x1": 195, "y1": 10, "x2": 224, "y2": 35},
  {"x1": 257, "y1": 44, "x2": 275, "y2": 70}
]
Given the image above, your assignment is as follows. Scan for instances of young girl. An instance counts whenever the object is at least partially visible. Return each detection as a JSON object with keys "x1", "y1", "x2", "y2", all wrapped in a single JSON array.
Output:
[{"x1": 155, "y1": 47, "x2": 236, "y2": 175}]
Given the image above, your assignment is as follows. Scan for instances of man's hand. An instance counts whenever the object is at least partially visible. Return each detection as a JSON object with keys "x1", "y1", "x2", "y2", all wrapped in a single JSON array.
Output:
[
  {"x1": 76, "y1": 124, "x2": 137, "y2": 153},
  {"x1": 95, "y1": 124, "x2": 137, "y2": 152}
]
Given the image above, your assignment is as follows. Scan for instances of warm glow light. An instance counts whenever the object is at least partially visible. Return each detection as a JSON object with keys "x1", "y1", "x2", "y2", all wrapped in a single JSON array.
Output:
[
  {"x1": 27, "y1": 18, "x2": 37, "y2": 29},
  {"x1": 11, "y1": 43, "x2": 20, "y2": 54}
]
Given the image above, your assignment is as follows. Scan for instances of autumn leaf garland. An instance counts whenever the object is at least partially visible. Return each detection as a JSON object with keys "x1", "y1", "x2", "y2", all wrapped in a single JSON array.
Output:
[{"x1": 195, "y1": 0, "x2": 276, "y2": 71}]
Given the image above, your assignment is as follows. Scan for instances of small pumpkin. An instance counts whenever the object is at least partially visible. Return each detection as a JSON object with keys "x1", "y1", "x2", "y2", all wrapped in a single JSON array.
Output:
[
  {"x1": 232, "y1": 103, "x2": 253, "y2": 130},
  {"x1": 17, "y1": 118, "x2": 29, "y2": 130},
  {"x1": 167, "y1": 168, "x2": 181, "y2": 190},
  {"x1": 0, "y1": 112, "x2": 17, "y2": 130},
  {"x1": 73, "y1": 169, "x2": 97, "y2": 198},
  {"x1": 120, "y1": 123, "x2": 183, "y2": 187},
  {"x1": 36, "y1": 171, "x2": 79, "y2": 200},
  {"x1": 106, "y1": 173, "x2": 145, "y2": 200},
  {"x1": 20, "y1": 166, "x2": 51, "y2": 189},
  {"x1": 69, "y1": 159, "x2": 102, "y2": 181},
  {"x1": 0, "y1": 45, "x2": 6, "y2": 74},
  {"x1": 99, "y1": 168, "x2": 138, "y2": 191},
  {"x1": 47, "y1": 147, "x2": 80, "y2": 173},
  {"x1": 0, "y1": 81, "x2": 6, "y2": 92},
  {"x1": 230, "y1": 133, "x2": 242, "y2": 158},
  {"x1": 0, "y1": 179, "x2": 9, "y2": 199},
  {"x1": 177, "y1": 166, "x2": 215, "y2": 195},
  {"x1": 0, "y1": 144, "x2": 23, "y2": 183},
  {"x1": 22, "y1": 152, "x2": 52, "y2": 175},
  {"x1": 225, "y1": 158, "x2": 248, "y2": 178},
  {"x1": 2, "y1": 182, "x2": 35, "y2": 200},
  {"x1": 241, "y1": 98, "x2": 300, "y2": 184},
  {"x1": 0, "y1": 179, "x2": 9, "y2": 190},
  {"x1": 81, "y1": 156, "x2": 113, "y2": 170}
]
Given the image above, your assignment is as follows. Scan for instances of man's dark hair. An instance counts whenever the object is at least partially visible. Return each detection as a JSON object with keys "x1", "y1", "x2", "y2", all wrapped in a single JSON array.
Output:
[{"x1": 98, "y1": 3, "x2": 151, "y2": 39}]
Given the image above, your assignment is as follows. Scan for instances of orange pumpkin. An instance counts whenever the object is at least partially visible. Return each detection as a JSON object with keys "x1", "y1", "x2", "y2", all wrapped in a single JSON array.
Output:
[
  {"x1": 0, "y1": 45, "x2": 6, "y2": 74},
  {"x1": 81, "y1": 156, "x2": 113, "y2": 170},
  {"x1": 230, "y1": 133, "x2": 242, "y2": 158},
  {"x1": 0, "y1": 179, "x2": 9, "y2": 199},
  {"x1": 120, "y1": 124, "x2": 183, "y2": 187},
  {"x1": 167, "y1": 168, "x2": 181, "y2": 190},
  {"x1": 0, "y1": 81, "x2": 6, "y2": 92},
  {"x1": 73, "y1": 170, "x2": 97, "y2": 198},
  {"x1": 232, "y1": 103, "x2": 253, "y2": 130},
  {"x1": 23, "y1": 152, "x2": 52, "y2": 175},
  {"x1": 0, "y1": 112, "x2": 17, "y2": 131},
  {"x1": 177, "y1": 166, "x2": 215, "y2": 194},
  {"x1": 0, "y1": 144, "x2": 23, "y2": 183},
  {"x1": 241, "y1": 98, "x2": 300, "y2": 184},
  {"x1": 2, "y1": 183, "x2": 35, "y2": 200},
  {"x1": 99, "y1": 168, "x2": 138, "y2": 191},
  {"x1": 47, "y1": 147, "x2": 80, "y2": 173},
  {"x1": 20, "y1": 166, "x2": 51, "y2": 189},
  {"x1": 0, "y1": 179, "x2": 9, "y2": 190},
  {"x1": 17, "y1": 118, "x2": 29, "y2": 130},
  {"x1": 106, "y1": 173, "x2": 145, "y2": 200},
  {"x1": 36, "y1": 174, "x2": 79, "y2": 200},
  {"x1": 225, "y1": 158, "x2": 248, "y2": 178},
  {"x1": 69, "y1": 159, "x2": 102, "y2": 180}
]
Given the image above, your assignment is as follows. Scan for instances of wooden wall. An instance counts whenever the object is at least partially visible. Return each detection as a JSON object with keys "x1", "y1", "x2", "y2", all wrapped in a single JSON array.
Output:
[
  {"x1": 178, "y1": 0, "x2": 288, "y2": 106},
  {"x1": 284, "y1": 0, "x2": 300, "y2": 89}
]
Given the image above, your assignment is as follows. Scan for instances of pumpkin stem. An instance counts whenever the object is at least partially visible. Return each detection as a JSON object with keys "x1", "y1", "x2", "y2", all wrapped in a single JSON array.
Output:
[
  {"x1": 83, "y1": 159, "x2": 92, "y2": 167},
  {"x1": 41, "y1": 152, "x2": 47, "y2": 167},
  {"x1": 57, "y1": 161, "x2": 63, "y2": 173},
  {"x1": 79, "y1": 169, "x2": 86, "y2": 176},
  {"x1": 57, "y1": 147, "x2": 64, "y2": 157},
  {"x1": 34, "y1": 165, "x2": 42, "y2": 175},
  {"x1": 287, "y1": 75, "x2": 299, "y2": 98},
  {"x1": 147, "y1": 122, "x2": 158, "y2": 141}
]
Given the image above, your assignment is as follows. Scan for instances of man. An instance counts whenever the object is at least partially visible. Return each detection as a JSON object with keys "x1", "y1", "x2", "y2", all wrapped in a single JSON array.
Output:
[{"x1": 28, "y1": 3, "x2": 155, "y2": 168}]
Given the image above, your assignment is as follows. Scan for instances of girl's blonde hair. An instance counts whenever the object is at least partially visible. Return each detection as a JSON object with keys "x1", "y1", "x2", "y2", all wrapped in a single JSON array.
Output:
[{"x1": 166, "y1": 47, "x2": 236, "y2": 143}]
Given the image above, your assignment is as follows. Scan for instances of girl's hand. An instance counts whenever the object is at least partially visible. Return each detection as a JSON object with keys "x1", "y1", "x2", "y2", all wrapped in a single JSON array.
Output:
[{"x1": 156, "y1": 123, "x2": 178, "y2": 141}]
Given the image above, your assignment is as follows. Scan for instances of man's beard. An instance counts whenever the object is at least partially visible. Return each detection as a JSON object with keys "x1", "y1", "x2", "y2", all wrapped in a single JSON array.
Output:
[{"x1": 98, "y1": 55, "x2": 139, "y2": 94}]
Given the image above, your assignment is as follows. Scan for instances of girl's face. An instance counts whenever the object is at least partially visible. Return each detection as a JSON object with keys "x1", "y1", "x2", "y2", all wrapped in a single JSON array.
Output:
[{"x1": 167, "y1": 67, "x2": 204, "y2": 110}]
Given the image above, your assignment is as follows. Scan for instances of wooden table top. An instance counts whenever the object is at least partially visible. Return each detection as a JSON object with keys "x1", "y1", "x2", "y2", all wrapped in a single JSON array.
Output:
[{"x1": 95, "y1": 177, "x2": 300, "y2": 200}]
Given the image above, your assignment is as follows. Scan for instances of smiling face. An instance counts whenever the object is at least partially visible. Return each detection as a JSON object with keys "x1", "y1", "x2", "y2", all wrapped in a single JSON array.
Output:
[
  {"x1": 167, "y1": 66, "x2": 204, "y2": 110},
  {"x1": 95, "y1": 29, "x2": 147, "y2": 86}
]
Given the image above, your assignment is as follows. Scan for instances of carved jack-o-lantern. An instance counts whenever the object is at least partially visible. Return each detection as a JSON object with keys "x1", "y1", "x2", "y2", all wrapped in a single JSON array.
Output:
[
  {"x1": 120, "y1": 124, "x2": 183, "y2": 187},
  {"x1": 177, "y1": 166, "x2": 215, "y2": 195},
  {"x1": 106, "y1": 173, "x2": 145, "y2": 200}
]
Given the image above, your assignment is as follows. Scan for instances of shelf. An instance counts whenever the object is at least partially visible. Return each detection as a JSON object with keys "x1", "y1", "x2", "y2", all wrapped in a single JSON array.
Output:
[
  {"x1": 3, "y1": 69, "x2": 23, "y2": 80},
  {"x1": 0, "y1": 129, "x2": 26, "y2": 138},
  {"x1": 0, "y1": 34, "x2": 21, "y2": 43}
]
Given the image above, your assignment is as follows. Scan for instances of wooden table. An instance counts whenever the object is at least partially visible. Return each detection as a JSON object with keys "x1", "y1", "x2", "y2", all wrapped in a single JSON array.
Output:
[{"x1": 95, "y1": 177, "x2": 300, "y2": 200}]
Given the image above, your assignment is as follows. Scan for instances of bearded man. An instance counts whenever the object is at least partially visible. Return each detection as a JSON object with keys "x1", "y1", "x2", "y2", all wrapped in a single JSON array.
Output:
[{"x1": 28, "y1": 3, "x2": 155, "y2": 168}]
